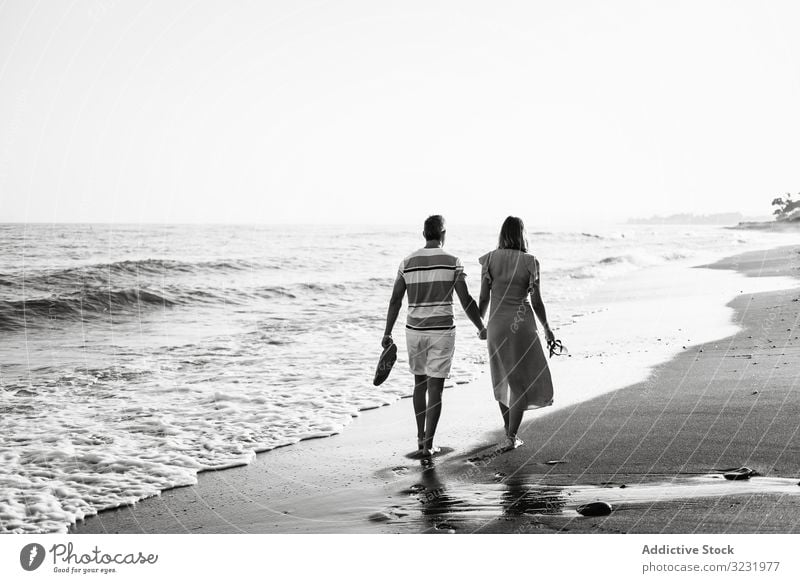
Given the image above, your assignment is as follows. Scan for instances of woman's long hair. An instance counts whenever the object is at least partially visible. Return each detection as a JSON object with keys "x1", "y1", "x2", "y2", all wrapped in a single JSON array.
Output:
[{"x1": 497, "y1": 216, "x2": 528, "y2": 252}]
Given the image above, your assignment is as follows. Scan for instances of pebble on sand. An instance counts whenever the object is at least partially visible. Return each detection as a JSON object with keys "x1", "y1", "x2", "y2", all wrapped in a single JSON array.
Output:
[
  {"x1": 576, "y1": 502, "x2": 613, "y2": 517},
  {"x1": 723, "y1": 467, "x2": 760, "y2": 481}
]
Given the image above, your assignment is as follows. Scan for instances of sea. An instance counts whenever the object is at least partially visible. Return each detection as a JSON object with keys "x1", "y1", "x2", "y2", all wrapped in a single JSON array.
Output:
[{"x1": 0, "y1": 222, "x2": 796, "y2": 533}]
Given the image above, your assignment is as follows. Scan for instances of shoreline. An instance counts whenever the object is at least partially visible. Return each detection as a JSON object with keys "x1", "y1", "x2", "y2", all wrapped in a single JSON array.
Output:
[
  {"x1": 730, "y1": 220, "x2": 800, "y2": 232},
  {"x1": 71, "y1": 245, "x2": 800, "y2": 534}
]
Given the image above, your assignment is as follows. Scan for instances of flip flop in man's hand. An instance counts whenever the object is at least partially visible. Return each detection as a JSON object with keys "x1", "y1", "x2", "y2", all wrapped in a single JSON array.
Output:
[{"x1": 373, "y1": 341, "x2": 398, "y2": 386}]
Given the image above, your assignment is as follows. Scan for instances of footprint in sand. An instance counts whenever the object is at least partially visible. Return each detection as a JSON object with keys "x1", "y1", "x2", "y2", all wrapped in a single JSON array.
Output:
[
  {"x1": 369, "y1": 506, "x2": 411, "y2": 522},
  {"x1": 376, "y1": 465, "x2": 412, "y2": 480},
  {"x1": 402, "y1": 484, "x2": 426, "y2": 495},
  {"x1": 466, "y1": 444, "x2": 509, "y2": 463},
  {"x1": 388, "y1": 506, "x2": 409, "y2": 518}
]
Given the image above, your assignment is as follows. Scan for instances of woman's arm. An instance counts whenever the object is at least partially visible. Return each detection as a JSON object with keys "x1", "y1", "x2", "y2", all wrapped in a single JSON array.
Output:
[
  {"x1": 478, "y1": 276, "x2": 491, "y2": 320},
  {"x1": 530, "y1": 284, "x2": 555, "y2": 345}
]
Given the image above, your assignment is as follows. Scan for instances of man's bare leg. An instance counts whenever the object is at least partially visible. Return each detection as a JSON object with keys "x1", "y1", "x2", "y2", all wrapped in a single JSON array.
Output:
[
  {"x1": 422, "y1": 376, "x2": 445, "y2": 455},
  {"x1": 413, "y1": 374, "x2": 428, "y2": 450}
]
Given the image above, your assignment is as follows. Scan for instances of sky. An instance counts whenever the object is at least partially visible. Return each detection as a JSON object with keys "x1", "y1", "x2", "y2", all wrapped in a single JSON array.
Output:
[{"x1": 1, "y1": 0, "x2": 799, "y2": 226}]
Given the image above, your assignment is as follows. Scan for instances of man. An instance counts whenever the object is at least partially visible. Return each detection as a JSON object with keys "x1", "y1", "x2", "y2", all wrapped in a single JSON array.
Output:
[{"x1": 382, "y1": 215, "x2": 487, "y2": 458}]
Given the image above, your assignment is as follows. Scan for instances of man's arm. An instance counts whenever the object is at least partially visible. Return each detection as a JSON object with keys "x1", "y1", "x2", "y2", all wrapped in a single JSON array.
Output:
[
  {"x1": 454, "y1": 279, "x2": 485, "y2": 334},
  {"x1": 382, "y1": 275, "x2": 406, "y2": 347}
]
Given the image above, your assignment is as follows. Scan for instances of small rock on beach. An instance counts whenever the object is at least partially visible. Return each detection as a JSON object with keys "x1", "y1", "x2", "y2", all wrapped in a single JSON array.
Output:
[
  {"x1": 577, "y1": 502, "x2": 613, "y2": 517},
  {"x1": 723, "y1": 467, "x2": 760, "y2": 481}
]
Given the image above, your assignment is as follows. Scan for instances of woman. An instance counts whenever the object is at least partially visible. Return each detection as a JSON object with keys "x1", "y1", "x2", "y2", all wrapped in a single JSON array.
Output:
[{"x1": 478, "y1": 216, "x2": 555, "y2": 451}]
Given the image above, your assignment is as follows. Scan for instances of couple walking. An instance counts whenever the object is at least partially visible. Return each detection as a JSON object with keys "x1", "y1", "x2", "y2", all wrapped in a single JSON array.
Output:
[{"x1": 382, "y1": 215, "x2": 555, "y2": 458}]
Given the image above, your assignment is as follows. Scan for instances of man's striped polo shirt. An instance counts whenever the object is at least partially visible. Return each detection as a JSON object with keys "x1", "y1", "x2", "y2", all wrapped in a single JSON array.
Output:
[{"x1": 398, "y1": 247, "x2": 465, "y2": 331}]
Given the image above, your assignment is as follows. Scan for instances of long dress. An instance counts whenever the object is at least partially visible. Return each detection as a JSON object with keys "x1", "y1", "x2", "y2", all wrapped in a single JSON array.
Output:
[{"x1": 478, "y1": 249, "x2": 554, "y2": 410}]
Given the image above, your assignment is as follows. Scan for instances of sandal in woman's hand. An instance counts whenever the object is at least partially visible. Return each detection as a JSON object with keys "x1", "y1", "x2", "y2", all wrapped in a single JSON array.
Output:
[{"x1": 548, "y1": 338, "x2": 568, "y2": 358}]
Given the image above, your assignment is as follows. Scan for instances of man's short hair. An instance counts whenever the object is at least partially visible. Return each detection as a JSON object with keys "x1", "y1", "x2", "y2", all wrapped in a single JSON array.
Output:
[{"x1": 423, "y1": 215, "x2": 446, "y2": 240}]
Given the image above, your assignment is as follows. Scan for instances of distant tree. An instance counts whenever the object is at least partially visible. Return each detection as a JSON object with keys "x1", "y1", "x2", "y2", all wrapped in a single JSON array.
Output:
[{"x1": 771, "y1": 193, "x2": 800, "y2": 221}]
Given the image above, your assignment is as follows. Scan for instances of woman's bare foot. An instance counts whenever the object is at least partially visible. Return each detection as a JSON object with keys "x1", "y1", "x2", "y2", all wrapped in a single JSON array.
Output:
[{"x1": 498, "y1": 435, "x2": 524, "y2": 452}]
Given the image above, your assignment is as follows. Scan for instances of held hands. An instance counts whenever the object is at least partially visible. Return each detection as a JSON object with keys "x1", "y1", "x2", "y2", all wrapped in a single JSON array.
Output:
[{"x1": 387, "y1": 328, "x2": 489, "y2": 343}]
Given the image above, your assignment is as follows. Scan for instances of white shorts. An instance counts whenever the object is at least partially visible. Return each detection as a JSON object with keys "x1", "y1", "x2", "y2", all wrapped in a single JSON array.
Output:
[{"x1": 405, "y1": 328, "x2": 456, "y2": 378}]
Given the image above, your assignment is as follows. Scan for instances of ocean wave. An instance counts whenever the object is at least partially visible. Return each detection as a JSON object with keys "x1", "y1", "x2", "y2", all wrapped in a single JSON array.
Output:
[
  {"x1": 559, "y1": 250, "x2": 695, "y2": 281},
  {"x1": 0, "y1": 257, "x2": 266, "y2": 290},
  {"x1": 0, "y1": 288, "x2": 179, "y2": 330},
  {"x1": 598, "y1": 250, "x2": 692, "y2": 267},
  {"x1": 0, "y1": 275, "x2": 397, "y2": 331},
  {"x1": 528, "y1": 231, "x2": 609, "y2": 240},
  {"x1": 253, "y1": 286, "x2": 298, "y2": 299}
]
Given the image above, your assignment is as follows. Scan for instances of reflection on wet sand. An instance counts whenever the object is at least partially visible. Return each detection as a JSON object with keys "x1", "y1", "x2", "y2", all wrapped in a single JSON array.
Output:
[
  {"x1": 381, "y1": 467, "x2": 800, "y2": 533},
  {"x1": 416, "y1": 465, "x2": 467, "y2": 533},
  {"x1": 500, "y1": 480, "x2": 566, "y2": 517}
]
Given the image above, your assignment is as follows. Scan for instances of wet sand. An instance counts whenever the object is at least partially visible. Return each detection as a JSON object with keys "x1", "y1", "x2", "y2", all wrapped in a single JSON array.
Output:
[{"x1": 72, "y1": 246, "x2": 800, "y2": 534}]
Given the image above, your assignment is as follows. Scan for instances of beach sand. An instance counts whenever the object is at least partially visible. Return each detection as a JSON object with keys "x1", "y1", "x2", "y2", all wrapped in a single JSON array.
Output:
[{"x1": 71, "y1": 245, "x2": 800, "y2": 534}]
